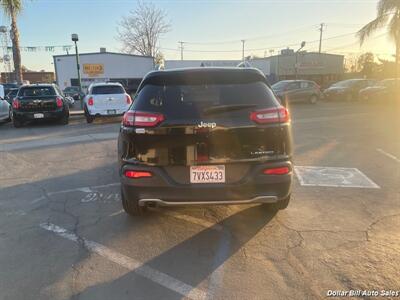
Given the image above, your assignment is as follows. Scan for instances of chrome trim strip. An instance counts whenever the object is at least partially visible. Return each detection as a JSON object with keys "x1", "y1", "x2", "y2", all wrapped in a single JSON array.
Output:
[{"x1": 138, "y1": 196, "x2": 278, "y2": 206}]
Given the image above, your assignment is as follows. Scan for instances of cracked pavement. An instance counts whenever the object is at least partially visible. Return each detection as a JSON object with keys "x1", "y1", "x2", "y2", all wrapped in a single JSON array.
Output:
[{"x1": 0, "y1": 101, "x2": 399, "y2": 299}]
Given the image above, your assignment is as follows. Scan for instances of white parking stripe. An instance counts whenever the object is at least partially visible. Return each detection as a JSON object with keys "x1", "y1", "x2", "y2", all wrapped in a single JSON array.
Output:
[
  {"x1": 40, "y1": 223, "x2": 207, "y2": 300},
  {"x1": 377, "y1": 148, "x2": 400, "y2": 163},
  {"x1": 0, "y1": 132, "x2": 118, "y2": 152}
]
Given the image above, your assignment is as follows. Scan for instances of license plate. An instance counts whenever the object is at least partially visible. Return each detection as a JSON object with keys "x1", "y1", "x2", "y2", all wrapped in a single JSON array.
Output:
[
  {"x1": 107, "y1": 110, "x2": 117, "y2": 115},
  {"x1": 34, "y1": 113, "x2": 44, "y2": 119},
  {"x1": 190, "y1": 165, "x2": 225, "y2": 184}
]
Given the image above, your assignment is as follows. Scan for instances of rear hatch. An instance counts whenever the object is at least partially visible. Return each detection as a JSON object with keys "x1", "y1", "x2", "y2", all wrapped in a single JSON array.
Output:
[
  {"x1": 17, "y1": 86, "x2": 58, "y2": 112},
  {"x1": 121, "y1": 70, "x2": 291, "y2": 183},
  {"x1": 91, "y1": 85, "x2": 127, "y2": 110}
]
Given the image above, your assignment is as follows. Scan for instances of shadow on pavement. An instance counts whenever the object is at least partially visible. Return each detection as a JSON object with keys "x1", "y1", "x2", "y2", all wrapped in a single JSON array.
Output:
[{"x1": 72, "y1": 204, "x2": 277, "y2": 299}]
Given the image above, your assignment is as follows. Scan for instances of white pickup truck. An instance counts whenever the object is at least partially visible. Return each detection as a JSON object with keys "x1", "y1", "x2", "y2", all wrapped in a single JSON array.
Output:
[{"x1": 83, "y1": 82, "x2": 132, "y2": 123}]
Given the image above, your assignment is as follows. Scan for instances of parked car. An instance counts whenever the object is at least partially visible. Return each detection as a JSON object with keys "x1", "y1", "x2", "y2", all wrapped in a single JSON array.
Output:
[
  {"x1": 83, "y1": 82, "x2": 132, "y2": 123},
  {"x1": 65, "y1": 96, "x2": 75, "y2": 108},
  {"x1": 118, "y1": 67, "x2": 293, "y2": 216},
  {"x1": 3, "y1": 83, "x2": 19, "y2": 96},
  {"x1": 63, "y1": 86, "x2": 85, "y2": 100},
  {"x1": 359, "y1": 78, "x2": 399, "y2": 101},
  {"x1": 5, "y1": 88, "x2": 19, "y2": 104},
  {"x1": 12, "y1": 84, "x2": 69, "y2": 128},
  {"x1": 323, "y1": 79, "x2": 376, "y2": 101},
  {"x1": 0, "y1": 85, "x2": 12, "y2": 123},
  {"x1": 271, "y1": 80, "x2": 321, "y2": 105}
]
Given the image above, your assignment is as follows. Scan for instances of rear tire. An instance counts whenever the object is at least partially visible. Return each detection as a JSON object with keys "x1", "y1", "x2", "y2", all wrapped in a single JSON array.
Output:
[
  {"x1": 13, "y1": 118, "x2": 23, "y2": 128},
  {"x1": 86, "y1": 114, "x2": 94, "y2": 124},
  {"x1": 121, "y1": 187, "x2": 146, "y2": 216},
  {"x1": 6, "y1": 108, "x2": 12, "y2": 122},
  {"x1": 59, "y1": 114, "x2": 69, "y2": 125}
]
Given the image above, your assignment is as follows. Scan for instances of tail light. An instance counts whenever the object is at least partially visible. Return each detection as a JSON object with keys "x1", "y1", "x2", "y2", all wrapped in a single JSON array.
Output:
[
  {"x1": 124, "y1": 170, "x2": 152, "y2": 179},
  {"x1": 126, "y1": 94, "x2": 132, "y2": 105},
  {"x1": 56, "y1": 97, "x2": 63, "y2": 108},
  {"x1": 263, "y1": 167, "x2": 290, "y2": 175},
  {"x1": 88, "y1": 97, "x2": 94, "y2": 106},
  {"x1": 250, "y1": 107, "x2": 290, "y2": 124},
  {"x1": 122, "y1": 111, "x2": 165, "y2": 127},
  {"x1": 12, "y1": 98, "x2": 20, "y2": 109}
]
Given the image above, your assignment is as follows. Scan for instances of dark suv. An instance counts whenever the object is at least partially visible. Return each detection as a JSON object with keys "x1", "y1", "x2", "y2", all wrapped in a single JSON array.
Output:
[
  {"x1": 12, "y1": 84, "x2": 69, "y2": 127},
  {"x1": 272, "y1": 80, "x2": 321, "y2": 105},
  {"x1": 118, "y1": 68, "x2": 293, "y2": 216}
]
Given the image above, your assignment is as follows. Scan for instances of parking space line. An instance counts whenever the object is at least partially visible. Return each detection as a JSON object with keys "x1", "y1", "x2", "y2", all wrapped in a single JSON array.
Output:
[
  {"x1": 294, "y1": 166, "x2": 380, "y2": 188},
  {"x1": 377, "y1": 148, "x2": 400, "y2": 163},
  {"x1": 40, "y1": 223, "x2": 207, "y2": 300}
]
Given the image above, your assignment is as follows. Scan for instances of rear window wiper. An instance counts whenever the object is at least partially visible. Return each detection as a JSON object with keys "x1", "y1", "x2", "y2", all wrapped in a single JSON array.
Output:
[{"x1": 203, "y1": 104, "x2": 257, "y2": 115}]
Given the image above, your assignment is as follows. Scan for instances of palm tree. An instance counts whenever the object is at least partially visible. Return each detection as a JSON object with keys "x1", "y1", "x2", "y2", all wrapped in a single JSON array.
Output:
[
  {"x1": 358, "y1": 0, "x2": 400, "y2": 78},
  {"x1": 1, "y1": 0, "x2": 23, "y2": 84}
]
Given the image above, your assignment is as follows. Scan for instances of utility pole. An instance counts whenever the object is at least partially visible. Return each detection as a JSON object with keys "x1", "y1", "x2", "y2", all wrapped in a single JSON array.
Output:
[
  {"x1": 71, "y1": 33, "x2": 83, "y2": 109},
  {"x1": 295, "y1": 41, "x2": 306, "y2": 80},
  {"x1": 178, "y1": 41, "x2": 184, "y2": 60},
  {"x1": 241, "y1": 40, "x2": 245, "y2": 63},
  {"x1": 318, "y1": 23, "x2": 325, "y2": 53}
]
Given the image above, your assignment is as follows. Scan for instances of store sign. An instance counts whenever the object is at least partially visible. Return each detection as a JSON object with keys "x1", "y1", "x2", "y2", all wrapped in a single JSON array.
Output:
[{"x1": 83, "y1": 64, "x2": 104, "y2": 76}]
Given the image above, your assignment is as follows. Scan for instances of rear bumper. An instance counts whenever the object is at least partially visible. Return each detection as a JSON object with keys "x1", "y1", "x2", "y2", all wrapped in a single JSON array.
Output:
[
  {"x1": 86, "y1": 107, "x2": 127, "y2": 117},
  {"x1": 120, "y1": 161, "x2": 292, "y2": 205},
  {"x1": 138, "y1": 195, "x2": 278, "y2": 206},
  {"x1": 13, "y1": 108, "x2": 67, "y2": 121}
]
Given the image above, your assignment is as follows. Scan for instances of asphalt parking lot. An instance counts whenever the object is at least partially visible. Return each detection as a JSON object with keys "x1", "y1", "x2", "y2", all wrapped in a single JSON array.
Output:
[{"x1": 0, "y1": 101, "x2": 399, "y2": 300}]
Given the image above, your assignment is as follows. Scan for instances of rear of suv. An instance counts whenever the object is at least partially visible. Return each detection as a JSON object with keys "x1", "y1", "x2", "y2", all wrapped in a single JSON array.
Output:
[
  {"x1": 83, "y1": 82, "x2": 132, "y2": 123},
  {"x1": 118, "y1": 68, "x2": 293, "y2": 216},
  {"x1": 12, "y1": 84, "x2": 69, "y2": 128}
]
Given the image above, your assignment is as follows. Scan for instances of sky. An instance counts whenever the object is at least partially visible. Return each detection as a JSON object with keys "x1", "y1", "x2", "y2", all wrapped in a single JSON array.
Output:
[{"x1": 0, "y1": 0, "x2": 394, "y2": 72}]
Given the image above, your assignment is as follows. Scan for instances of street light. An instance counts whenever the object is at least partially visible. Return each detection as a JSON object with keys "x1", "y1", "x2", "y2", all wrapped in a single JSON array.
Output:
[
  {"x1": 295, "y1": 41, "x2": 306, "y2": 80},
  {"x1": 71, "y1": 33, "x2": 83, "y2": 109}
]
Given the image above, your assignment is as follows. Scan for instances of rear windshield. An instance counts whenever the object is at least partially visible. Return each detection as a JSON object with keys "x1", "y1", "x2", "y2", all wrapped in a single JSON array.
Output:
[
  {"x1": 92, "y1": 85, "x2": 125, "y2": 95},
  {"x1": 271, "y1": 81, "x2": 288, "y2": 90},
  {"x1": 133, "y1": 81, "x2": 278, "y2": 118},
  {"x1": 64, "y1": 87, "x2": 79, "y2": 92},
  {"x1": 18, "y1": 87, "x2": 56, "y2": 97}
]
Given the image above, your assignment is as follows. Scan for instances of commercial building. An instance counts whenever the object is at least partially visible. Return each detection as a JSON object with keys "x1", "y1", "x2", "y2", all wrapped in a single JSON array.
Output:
[
  {"x1": 263, "y1": 51, "x2": 344, "y2": 85},
  {"x1": 1, "y1": 71, "x2": 55, "y2": 84},
  {"x1": 165, "y1": 60, "x2": 240, "y2": 69},
  {"x1": 53, "y1": 49, "x2": 154, "y2": 93},
  {"x1": 165, "y1": 51, "x2": 344, "y2": 86}
]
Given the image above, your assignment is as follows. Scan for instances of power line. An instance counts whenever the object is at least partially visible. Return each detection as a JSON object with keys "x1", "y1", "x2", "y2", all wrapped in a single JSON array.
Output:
[
  {"x1": 181, "y1": 24, "x2": 320, "y2": 45},
  {"x1": 161, "y1": 31, "x2": 358, "y2": 54},
  {"x1": 323, "y1": 32, "x2": 387, "y2": 52}
]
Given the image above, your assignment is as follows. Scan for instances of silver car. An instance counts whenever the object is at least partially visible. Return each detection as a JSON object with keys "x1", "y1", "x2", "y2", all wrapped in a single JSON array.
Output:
[{"x1": 0, "y1": 84, "x2": 12, "y2": 123}]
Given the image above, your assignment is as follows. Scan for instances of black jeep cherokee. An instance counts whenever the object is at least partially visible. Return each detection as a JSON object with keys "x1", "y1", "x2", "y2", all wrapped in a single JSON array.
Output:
[
  {"x1": 12, "y1": 84, "x2": 69, "y2": 128},
  {"x1": 118, "y1": 68, "x2": 293, "y2": 215}
]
